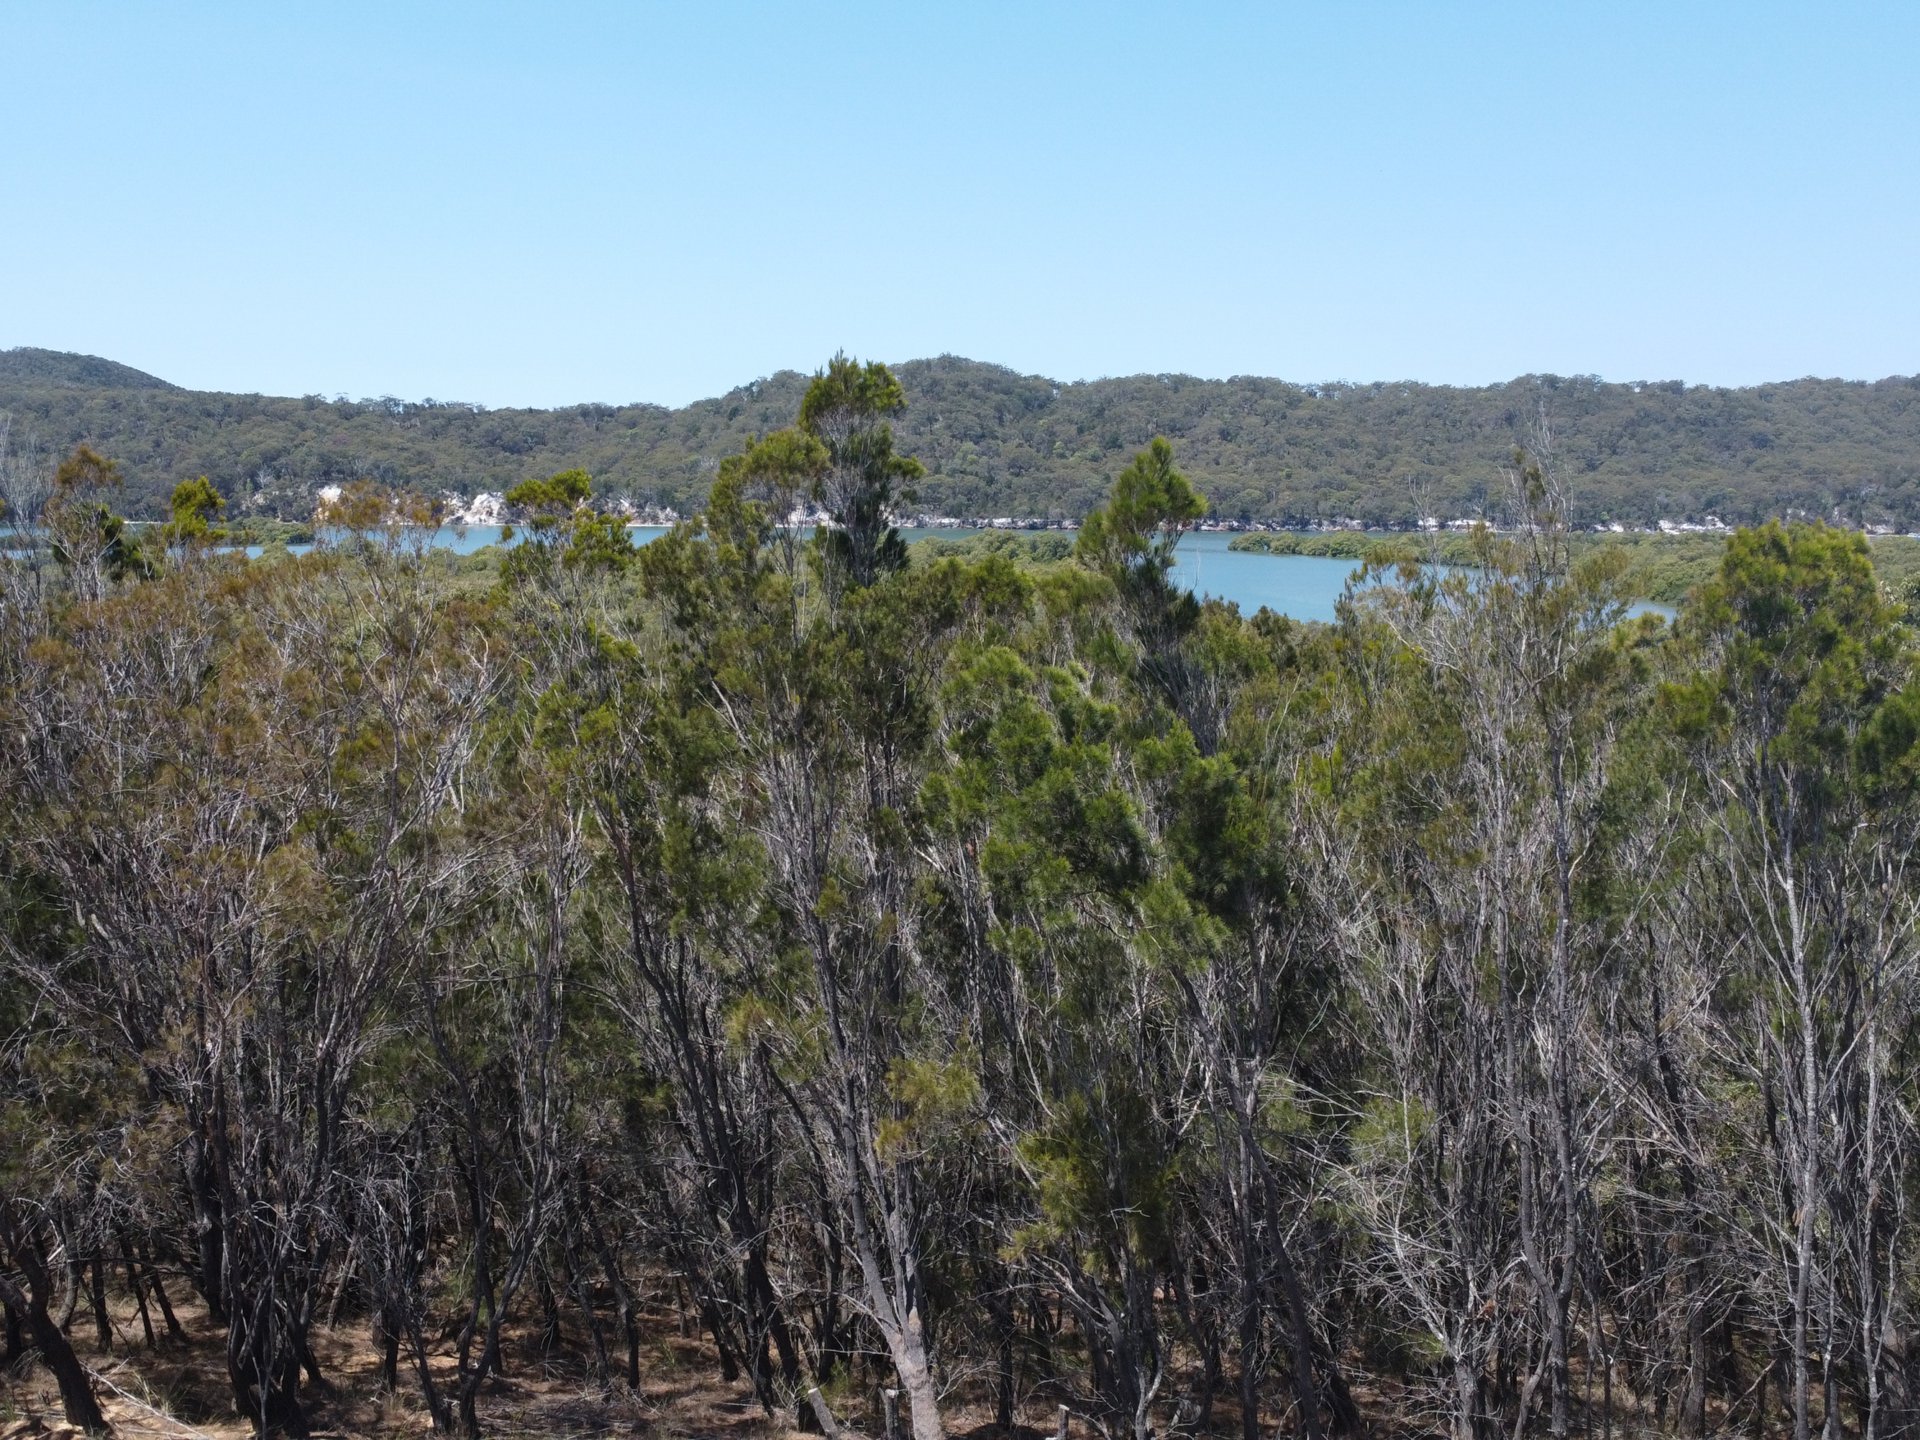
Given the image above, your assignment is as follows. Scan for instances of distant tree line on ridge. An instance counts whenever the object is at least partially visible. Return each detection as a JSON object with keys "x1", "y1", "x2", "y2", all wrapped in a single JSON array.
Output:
[{"x1": 3, "y1": 346, "x2": 1918, "y2": 529}]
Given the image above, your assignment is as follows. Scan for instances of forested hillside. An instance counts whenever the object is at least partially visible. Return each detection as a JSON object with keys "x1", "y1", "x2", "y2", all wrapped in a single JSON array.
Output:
[
  {"x1": 4, "y1": 346, "x2": 1919, "y2": 527},
  {"x1": 8, "y1": 360, "x2": 1920, "y2": 1440}
]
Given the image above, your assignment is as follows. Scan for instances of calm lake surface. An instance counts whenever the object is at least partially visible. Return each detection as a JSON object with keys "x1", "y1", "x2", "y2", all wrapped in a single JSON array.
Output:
[{"x1": 238, "y1": 525, "x2": 1666, "y2": 625}]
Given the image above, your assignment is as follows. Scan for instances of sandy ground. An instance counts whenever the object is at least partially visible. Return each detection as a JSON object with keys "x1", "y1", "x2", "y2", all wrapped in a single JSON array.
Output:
[
  {"x1": 0, "y1": 1283, "x2": 829, "y2": 1440},
  {"x1": 0, "y1": 1278, "x2": 1103, "y2": 1440},
  {"x1": 0, "y1": 1277, "x2": 1717, "y2": 1440}
]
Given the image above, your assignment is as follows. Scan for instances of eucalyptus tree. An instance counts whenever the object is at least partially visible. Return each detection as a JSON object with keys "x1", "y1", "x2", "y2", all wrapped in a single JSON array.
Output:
[
  {"x1": 1318, "y1": 452, "x2": 1635, "y2": 1440},
  {"x1": 1158, "y1": 622, "x2": 1363, "y2": 1440},
  {"x1": 1077, "y1": 448, "x2": 1357, "y2": 1439},
  {"x1": 1072, "y1": 436, "x2": 1208, "y2": 741},
  {"x1": 0, "y1": 1208, "x2": 109, "y2": 1432},
  {"x1": 1492, "y1": 455, "x2": 1637, "y2": 1440},
  {"x1": 0, "y1": 512, "x2": 509, "y2": 1434},
  {"x1": 639, "y1": 387, "x2": 992, "y2": 1440},
  {"x1": 800, "y1": 354, "x2": 924, "y2": 597},
  {"x1": 496, "y1": 464, "x2": 811, "y2": 1411},
  {"x1": 1311, "y1": 580, "x2": 1520, "y2": 1440},
  {"x1": 417, "y1": 812, "x2": 584, "y2": 1440},
  {"x1": 0, "y1": 855, "x2": 112, "y2": 1434},
  {"x1": 631, "y1": 462, "x2": 840, "y2": 1413},
  {"x1": 928, "y1": 613, "x2": 1178, "y2": 1440},
  {"x1": 158, "y1": 474, "x2": 228, "y2": 558},
  {"x1": 1665, "y1": 522, "x2": 1920, "y2": 1440},
  {"x1": 43, "y1": 443, "x2": 151, "y2": 596}
]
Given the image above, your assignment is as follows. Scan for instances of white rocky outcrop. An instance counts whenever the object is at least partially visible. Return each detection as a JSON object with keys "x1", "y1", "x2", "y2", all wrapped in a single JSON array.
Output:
[{"x1": 456, "y1": 492, "x2": 508, "y2": 524}]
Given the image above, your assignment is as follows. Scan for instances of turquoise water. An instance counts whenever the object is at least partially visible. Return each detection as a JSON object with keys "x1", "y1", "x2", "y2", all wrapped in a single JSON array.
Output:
[
  {"x1": 1167, "y1": 532, "x2": 1672, "y2": 622},
  {"x1": 1169, "y1": 532, "x2": 1365, "y2": 623},
  {"x1": 243, "y1": 524, "x2": 1662, "y2": 625}
]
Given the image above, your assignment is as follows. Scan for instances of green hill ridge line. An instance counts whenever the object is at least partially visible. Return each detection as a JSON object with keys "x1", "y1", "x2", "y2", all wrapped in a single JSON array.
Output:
[{"x1": 3, "y1": 348, "x2": 1917, "y2": 527}]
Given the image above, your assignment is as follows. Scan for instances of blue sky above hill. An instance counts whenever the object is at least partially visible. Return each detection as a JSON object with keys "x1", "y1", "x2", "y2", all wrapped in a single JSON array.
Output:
[{"x1": 4, "y1": 2, "x2": 1915, "y2": 407}]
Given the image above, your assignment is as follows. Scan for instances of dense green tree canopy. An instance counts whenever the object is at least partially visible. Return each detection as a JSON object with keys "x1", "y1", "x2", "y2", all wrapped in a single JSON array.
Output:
[
  {"x1": 5, "y1": 346, "x2": 1918, "y2": 528},
  {"x1": 8, "y1": 369, "x2": 1920, "y2": 1440}
]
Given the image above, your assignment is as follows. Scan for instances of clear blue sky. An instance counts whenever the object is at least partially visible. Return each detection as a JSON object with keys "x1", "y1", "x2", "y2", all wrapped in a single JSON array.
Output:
[{"x1": 4, "y1": 2, "x2": 1915, "y2": 407}]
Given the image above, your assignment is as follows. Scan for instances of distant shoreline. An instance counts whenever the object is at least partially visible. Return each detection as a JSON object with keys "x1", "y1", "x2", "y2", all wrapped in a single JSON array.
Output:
[{"x1": 11, "y1": 349, "x2": 1919, "y2": 530}]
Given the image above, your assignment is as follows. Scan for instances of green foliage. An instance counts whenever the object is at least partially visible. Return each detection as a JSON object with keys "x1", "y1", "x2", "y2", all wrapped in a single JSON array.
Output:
[
  {"x1": 1677, "y1": 522, "x2": 1905, "y2": 765},
  {"x1": 1014, "y1": 1088, "x2": 1173, "y2": 1263},
  {"x1": 159, "y1": 474, "x2": 228, "y2": 548},
  {"x1": 910, "y1": 530, "x2": 1074, "y2": 566},
  {"x1": 15, "y1": 348, "x2": 1920, "y2": 530},
  {"x1": 1350, "y1": 1095, "x2": 1435, "y2": 1169},
  {"x1": 715, "y1": 426, "x2": 828, "y2": 511},
  {"x1": 220, "y1": 515, "x2": 315, "y2": 546},
  {"x1": 504, "y1": 465, "x2": 592, "y2": 518},
  {"x1": 14, "y1": 361, "x2": 1920, "y2": 1440},
  {"x1": 1075, "y1": 436, "x2": 1207, "y2": 579},
  {"x1": 801, "y1": 353, "x2": 925, "y2": 589},
  {"x1": 45, "y1": 442, "x2": 152, "y2": 580},
  {"x1": 500, "y1": 467, "x2": 636, "y2": 586},
  {"x1": 798, "y1": 354, "x2": 908, "y2": 436},
  {"x1": 876, "y1": 1049, "x2": 982, "y2": 1160}
]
